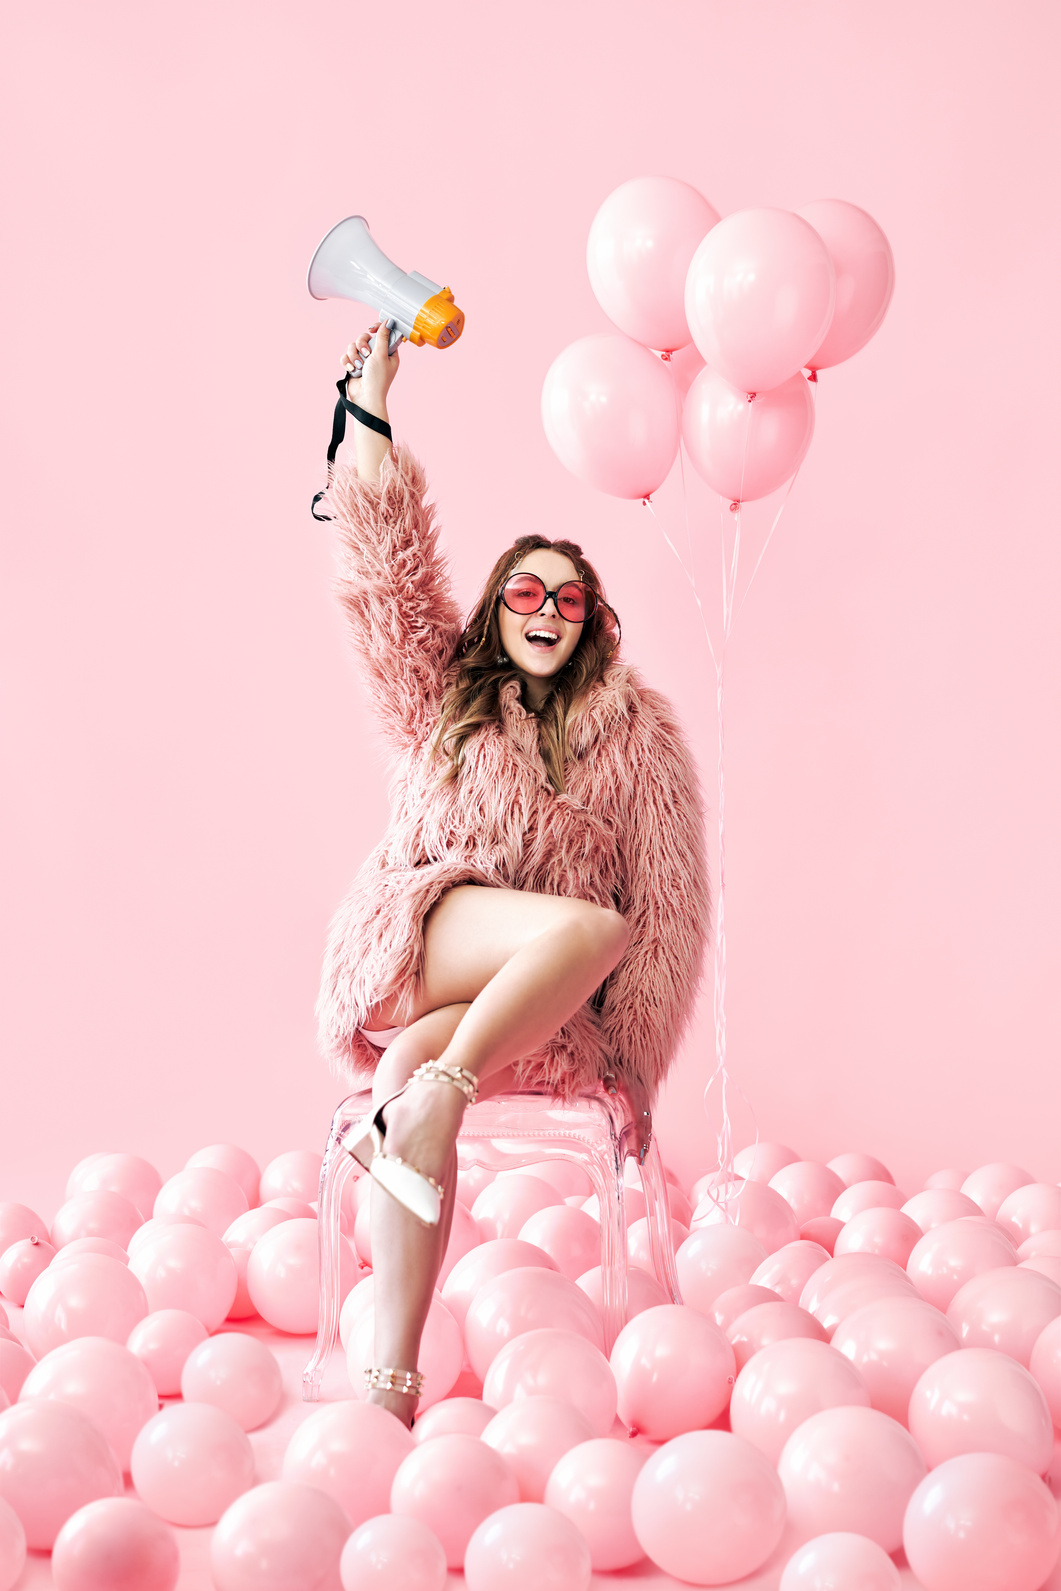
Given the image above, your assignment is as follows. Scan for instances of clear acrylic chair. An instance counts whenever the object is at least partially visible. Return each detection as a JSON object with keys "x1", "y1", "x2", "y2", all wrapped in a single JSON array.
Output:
[{"x1": 303, "y1": 1082, "x2": 682, "y2": 1401}]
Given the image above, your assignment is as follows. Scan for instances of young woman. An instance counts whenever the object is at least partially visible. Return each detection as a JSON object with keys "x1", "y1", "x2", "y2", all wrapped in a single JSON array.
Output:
[{"x1": 316, "y1": 323, "x2": 710, "y2": 1425}]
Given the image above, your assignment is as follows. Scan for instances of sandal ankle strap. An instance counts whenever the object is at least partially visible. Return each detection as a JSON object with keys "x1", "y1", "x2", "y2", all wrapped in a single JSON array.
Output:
[
  {"x1": 412, "y1": 1059, "x2": 479, "y2": 1105},
  {"x1": 365, "y1": 1366, "x2": 425, "y2": 1397}
]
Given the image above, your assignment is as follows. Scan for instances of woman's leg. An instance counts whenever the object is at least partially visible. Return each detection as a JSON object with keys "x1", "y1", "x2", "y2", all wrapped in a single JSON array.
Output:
[{"x1": 363, "y1": 886, "x2": 629, "y2": 1422}]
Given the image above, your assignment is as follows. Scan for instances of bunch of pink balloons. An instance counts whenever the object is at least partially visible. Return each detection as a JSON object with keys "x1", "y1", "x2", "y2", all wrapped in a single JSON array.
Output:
[{"x1": 542, "y1": 174, "x2": 894, "y2": 504}]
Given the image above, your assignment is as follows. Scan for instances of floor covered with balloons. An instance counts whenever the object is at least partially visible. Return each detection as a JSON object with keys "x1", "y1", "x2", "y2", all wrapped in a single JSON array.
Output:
[{"x1": 0, "y1": 1140, "x2": 1058, "y2": 1591}]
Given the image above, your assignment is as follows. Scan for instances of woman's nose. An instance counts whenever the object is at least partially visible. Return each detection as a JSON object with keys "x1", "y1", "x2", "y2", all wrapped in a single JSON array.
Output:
[{"x1": 540, "y1": 595, "x2": 560, "y2": 618}]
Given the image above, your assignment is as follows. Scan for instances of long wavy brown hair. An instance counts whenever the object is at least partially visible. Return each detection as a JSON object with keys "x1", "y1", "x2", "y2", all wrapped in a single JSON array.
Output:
[{"x1": 432, "y1": 536, "x2": 622, "y2": 795}]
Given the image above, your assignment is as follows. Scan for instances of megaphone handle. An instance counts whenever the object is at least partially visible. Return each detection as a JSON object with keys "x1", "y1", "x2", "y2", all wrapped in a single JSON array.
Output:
[{"x1": 348, "y1": 317, "x2": 404, "y2": 376}]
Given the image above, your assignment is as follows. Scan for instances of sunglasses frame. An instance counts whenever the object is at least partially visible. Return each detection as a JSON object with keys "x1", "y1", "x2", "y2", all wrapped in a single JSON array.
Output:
[{"x1": 499, "y1": 571, "x2": 598, "y2": 625}]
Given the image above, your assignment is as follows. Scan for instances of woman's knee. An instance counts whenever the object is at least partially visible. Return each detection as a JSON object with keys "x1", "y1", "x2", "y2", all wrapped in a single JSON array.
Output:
[{"x1": 564, "y1": 901, "x2": 630, "y2": 964}]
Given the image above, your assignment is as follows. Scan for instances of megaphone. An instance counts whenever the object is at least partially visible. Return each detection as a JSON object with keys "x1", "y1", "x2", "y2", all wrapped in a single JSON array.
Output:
[{"x1": 307, "y1": 216, "x2": 464, "y2": 374}]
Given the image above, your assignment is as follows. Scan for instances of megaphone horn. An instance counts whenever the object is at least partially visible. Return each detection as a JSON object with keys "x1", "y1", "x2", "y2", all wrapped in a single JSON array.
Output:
[{"x1": 307, "y1": 216, "x2": 464, "y2": 367}]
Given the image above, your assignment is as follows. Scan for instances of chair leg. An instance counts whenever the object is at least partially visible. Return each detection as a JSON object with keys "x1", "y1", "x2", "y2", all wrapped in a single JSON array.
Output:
[
  {"x1": 303, "y1": 1123, "x2": 359, "y2": 1402},
  {"x1": 585, "y1": 1144, "x2": 629, "y2": 1352},
  {"x1": 638, "y1": 1138, "x2": 683, "y2": 1304}
]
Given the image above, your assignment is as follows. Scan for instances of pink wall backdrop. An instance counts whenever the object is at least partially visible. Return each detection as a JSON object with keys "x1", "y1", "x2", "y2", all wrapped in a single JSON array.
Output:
[{"x1": 2, "y1": 1, "x2": 1058, "y2": 1215}]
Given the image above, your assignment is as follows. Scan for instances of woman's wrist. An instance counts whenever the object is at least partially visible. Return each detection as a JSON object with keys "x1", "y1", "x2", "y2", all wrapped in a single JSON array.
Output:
[{"x1": 346, "y1": 376, "x2": 389, "y2": 424}]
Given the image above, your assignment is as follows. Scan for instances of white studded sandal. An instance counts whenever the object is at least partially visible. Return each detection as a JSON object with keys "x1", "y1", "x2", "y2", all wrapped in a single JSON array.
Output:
[{"x1": 343, "y1": 1059, "x2": 478, "y2": 1227}]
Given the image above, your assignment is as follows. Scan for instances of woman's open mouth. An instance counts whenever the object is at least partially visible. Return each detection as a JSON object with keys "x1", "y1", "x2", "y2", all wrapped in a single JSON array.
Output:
[{"x1": 524, "y1": 627, "x2": 561, "y2": 652}]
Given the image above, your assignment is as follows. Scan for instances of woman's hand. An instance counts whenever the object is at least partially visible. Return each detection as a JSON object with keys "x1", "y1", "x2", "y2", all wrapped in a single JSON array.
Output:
[
  {"x1": 342, "y1": 320, "x2": 400, "y2": 421},
  {"x1": 603, "y1": 1068, "x2": 654, "y2": 1164}
]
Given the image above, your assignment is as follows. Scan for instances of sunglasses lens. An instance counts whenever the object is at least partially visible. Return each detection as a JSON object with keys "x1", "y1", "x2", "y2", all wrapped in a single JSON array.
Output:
[
  {"x1": 503, "y1": 575, "x2": 546, "y2": 612},
  {"x1": 556, "y1": 583, "x2": 592, "y2": 622}
]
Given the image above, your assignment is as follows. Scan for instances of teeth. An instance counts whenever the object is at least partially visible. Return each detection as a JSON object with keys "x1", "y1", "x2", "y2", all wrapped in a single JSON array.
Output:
[{"x1": 527, "y1": 630, "x2": 559, "y2": 643}]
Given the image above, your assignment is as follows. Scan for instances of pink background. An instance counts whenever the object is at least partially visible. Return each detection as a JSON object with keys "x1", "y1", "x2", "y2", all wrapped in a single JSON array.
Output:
[{"x1": 2, "y1": 0, "x2": 1058, "y2": 1217}]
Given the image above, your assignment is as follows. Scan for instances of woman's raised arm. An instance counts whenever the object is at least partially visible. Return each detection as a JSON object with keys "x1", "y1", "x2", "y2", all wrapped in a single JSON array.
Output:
[{"x1": 323, "y1": 325, "x2": 464, "y2": 754}]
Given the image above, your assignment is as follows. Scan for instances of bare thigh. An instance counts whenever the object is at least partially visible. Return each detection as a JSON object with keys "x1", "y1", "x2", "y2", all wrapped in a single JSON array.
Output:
[{"x1": 366, "y1": 884, "x2": 625, "y2": 1029}]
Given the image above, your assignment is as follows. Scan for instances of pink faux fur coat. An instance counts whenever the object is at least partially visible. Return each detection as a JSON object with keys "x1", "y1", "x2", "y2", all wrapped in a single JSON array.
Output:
[{"x1": 316, "y1": 443, "x2": 710, "y2": 1099}]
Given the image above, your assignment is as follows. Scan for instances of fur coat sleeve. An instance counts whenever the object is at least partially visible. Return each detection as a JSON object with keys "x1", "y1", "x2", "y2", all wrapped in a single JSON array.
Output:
[
  {"x1": 596, "y1": 683, "x2": 711, "y2": 1097},
  {"x1": 324, "y1": 443, "x2": 463, "y2": 753}
]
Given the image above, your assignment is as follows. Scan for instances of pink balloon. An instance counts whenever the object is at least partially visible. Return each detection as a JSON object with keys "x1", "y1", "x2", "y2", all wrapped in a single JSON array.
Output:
[
  {"x1": 902, "y1": 1189, "x2": 984, "y2": 1231},
  {"x1": 262, "y1": 1197, "x2": 315, "y2": 1219},
  {"x1": 1030, "y1": 1316, "x2": 1061, "y2": 1425},
  {"x1": 924, "y1": 1168, "x2": 968, "y2": 1192},
  {"x1": 961, "y1": 1162, "x2": 1035, "y2": 1220},
  {"x1": 471, "y1": 1175, "x2": 559, "y2": 1243},
  {"x1": 832, "y1": 1181, "x2": 907, "y2": 1222},
  {"x1": 456, "y1": 1163, "x2": 495, "y2": 1207},
  {"x1": 997, "y1": 1184, "x2": 1061, "y2": 1246},
  {"x1": 283, "y1": 1399, "x2": 412, "y2": 1524},
  {"x1": 1024, "y1": 1254, "x2": 1061, "y2": 1283},
  {"x1": 464, "y1": 1500, "x2": 591, "y2": 1591},
  {"x1": 611, "y1": 1303, "x2": 734, "y2": 1439},
  {"x1": 731, "y1": 1336, "x2": 870, "y2": 1464},
  {"x1": 1020, "y1": 1229, "x2": 1061, "y2": 1260},
  {"x1": 0, "y1": 1237, "x2": 56, "y2": 1304},
  {"x1": 154, "y1": 1168, "x2": 248, "y2": 1237},
  {"x1": 709, "y1": 1283, "x2": 782, "y2": 1333},
  {"x1": 903, "y1": 1452, "x2": 1061, "y2": 1591},
  {"x1": 223, "y1": 1206, "x2": 296, "y2": 1249},
  {"x1": 481, "y1": 1395, "x2": 593, "y2": 1502},
  {"x1": 340, "y1": 1512, "x2": 447, "y2": 1591},
  {"x1": 576, "y1": 1262, "x2": 669, "y2": 1321},
  {"x1": 906, "y1": 1217, "x2": 1018, "y2": 1310},
  {"x1": 51, "y1": 1496, "x2": 178, "y2": 1591},
  {"x1": 947, "y1": 1264, "x2": 1061, "y2": 1365},
  {"x1": 779, "y1": 1405, "x2": 926, "y2": 1552},
  {"x1": 685, "y1": 208, "x2": 836, "y2": 394},
  {"x1": 464, "y1": 1266, "x2": 603, "y2": 1382},
  {"x1": 909, "y1": 1347, "x2": 1053, "y2": 1473},
  {"x1": 728, "y1": 1301, "x2": 827, "y2": 1370},
  {"x1": 545, "y1": 1436, "x2": 647, "y2": 1571},
  {"x1": 435, "y1": 1198, "x2": 481, "y2": 1288},
  {"x1": 126, "y1": 1309, "x2": 208, "y2": 1396},
  {"x1": 51, "y1": 1237, "x2": 129, "y2": 1267},
  {"x1": 186, "y1": 1145, "x2": 261, "y2": 1209},
  {"x1": 442, "y1": 1240, "x2": 558, "y2": 1332},
  {"x1": 181, "y1": 1332, "x2": 282, "y2": 1432},
  {"x1": 831, "y1": 1295, "x2": 960, "y2": 1426},
  {"x1": 130, "y1": 1403, "x2": 253, "y2": 1526},
  {"x1": 751, "y1": 1240, "x2": 831, "y2": 1304},
  {"x1": 128, "y1": 1222, "x2": 237, "y2": 1333},
  {"x1": 581, "y1": 1185, "x2": 646, "y2": 1227},
  {"x1": 666, "y1": 342, "x2": 706, "y2": 403},
  {"x1": 770, "y1": 1164, "x2": 847, "y2": 1227},
  {"x1": 247, "y1": 1217, "x2": 354, "y2": 1335},
  {"x1": 676, "y1": 1224, "x2": 769, "y2": 1316},
  {"x1": 797, "y1": 201, "x2": 895, "y2": 371},
  {"x1": 0, "y1": 1204, "x2": 47, "y2": 1255},
  {"x1": 258, "y1": 1150, "x2": 322, "y2": 1206},
  {"x1": 682, "y1": 366, "x2": 815, "y2": 503},
  {"x1": 412, "y1": 1397, "x2": 496, "y2": 1444},
  {"x1": 534, "y1": 1161, "x2": 593, "y2": 1199},
  {"x1": 691, "y1": 1178, "x2": 801, "y2": 1253},
  {"x1": 51, "y1": 1192, "x2": 143, "y2": 1251},
  {"x1": 19, "y1": 1336, "x2": 158, "y2": 1471},
  {"x1": 349, "y1": 1293, "x2": 462, "y2": 1410},
  {"x1": 827, "y1": 1153, "x2": 895, "y2": 1188},
  {"x1": 67, "y1": 1155, "x2": 162, "y2": 1223},
  {"x1": 626, "y1": 1214, "x2": 687, "y2": 1270},
  {"x1": 0, "y1": 1495, "x2": 25, "y2": 1591},
  {"x1": 518, "y1": 1205, "x2": 599, "y2": 1281},
  {"x1": 0, "y1": 1402, "x2": 122, "y2": 1550},
  {"x1": 390, "y1": 1432, "x2": 518, "y2": 1568},
  {"x1": 801, "y1": 1217, "x2": 844, "y2": 1255},
  {"x1": 483, "y1": 1328, "x2": 617, "y2": 1437},
  {"x1": 632, "y1": 1429, "x2": 786, "y2": 1583},
  {"x1": 210, "y1": 1479, "x2": 350, "y2": 1591},
  {"x1": 587, "y1": 175, "x2": 720, "y2": 353},
  {"x1": 834, "y1": 1207, "x2": 923, "y2": 1268},
  {"x1": 779, "y1": 1531, "x2": 901, "y2": 1591},
  {"x1": 731, "y1": 1142, "x2": 800, "y2": 1185},
  {"x1": 800, "y1": 1254, "x2": 918, "y2": 1336},
  {"x1": 0, "y1": 1338, "x2": 35, "y2": 1404},
  {"x1": 23, "y1": 1254, "x2": 148, "y2": 1356},
  {"x1": 541, "y1": 333, "x2": 680, "y2": 500}
]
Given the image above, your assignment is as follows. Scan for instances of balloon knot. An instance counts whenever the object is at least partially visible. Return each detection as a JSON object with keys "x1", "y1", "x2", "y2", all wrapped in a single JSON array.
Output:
[
  {"x1": 641, "y1": 496, "x2": 652, "y2": 507},
  {"x1": 728, "y1": 501, "x2": 741, "y2": 513},
  {"x1": 746, "y1": 392, "x2": 756, "y2": 403},
  {"x1": 805, "y1": 367, "x2": 818, "y2": 383},
  {"x1": 659, "y1": 350, "x2": 672, "y2": 362}
]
